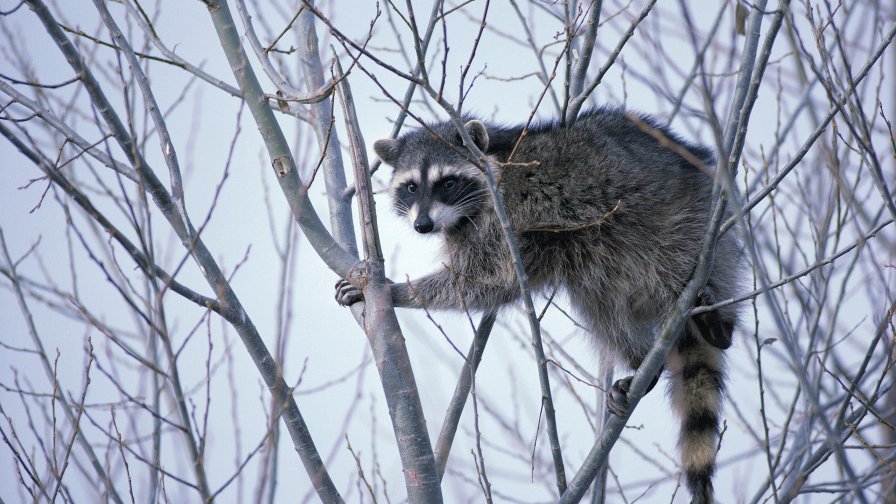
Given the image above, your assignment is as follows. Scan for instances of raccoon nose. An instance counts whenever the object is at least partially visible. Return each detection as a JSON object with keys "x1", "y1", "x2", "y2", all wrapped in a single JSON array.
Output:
[{"x1": 414, "y1": 215, "x2": 434, "y2": 234}]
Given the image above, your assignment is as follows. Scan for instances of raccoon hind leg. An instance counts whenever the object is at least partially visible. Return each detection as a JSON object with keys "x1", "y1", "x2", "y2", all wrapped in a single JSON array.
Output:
[
  {"x1": 692, "y1": 286, "x2": 734, "y2": 349},
  {"x1": 607, "y1": 371, "x2": 662, "y2": 417},
  {"x1": 600, "y1": 323, "x2": 664, "y2": 418}
]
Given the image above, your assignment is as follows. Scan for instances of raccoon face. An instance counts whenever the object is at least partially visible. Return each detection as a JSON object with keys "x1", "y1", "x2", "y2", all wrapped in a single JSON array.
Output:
[
  {"x1": 387, "y1": 163, "x2": 486, "y2": 234},
  {"x1": 374, "y1": 120, "x2": 490, "y2": 234}
]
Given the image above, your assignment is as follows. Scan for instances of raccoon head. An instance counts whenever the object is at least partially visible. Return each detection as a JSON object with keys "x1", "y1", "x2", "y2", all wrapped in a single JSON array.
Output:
[{"x1": 374, "y1": 120, "x2": 489, "y2": 235}]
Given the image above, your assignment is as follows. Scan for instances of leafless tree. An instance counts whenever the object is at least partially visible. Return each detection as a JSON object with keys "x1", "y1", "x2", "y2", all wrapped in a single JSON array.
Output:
[{"x1": 1, "y1": 0, "x2": 893, "y2": 502}]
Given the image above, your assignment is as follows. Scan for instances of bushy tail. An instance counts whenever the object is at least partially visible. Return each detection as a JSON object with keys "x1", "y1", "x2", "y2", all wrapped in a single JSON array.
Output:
[{"x1": 667, "y1": 323, "x2": 727, "y2": 504}]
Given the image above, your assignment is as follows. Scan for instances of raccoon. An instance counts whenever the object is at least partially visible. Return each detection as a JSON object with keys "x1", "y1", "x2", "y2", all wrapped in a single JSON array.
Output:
[{"x1": 336, "y1": 107, "x2": 743, "y2": 503}]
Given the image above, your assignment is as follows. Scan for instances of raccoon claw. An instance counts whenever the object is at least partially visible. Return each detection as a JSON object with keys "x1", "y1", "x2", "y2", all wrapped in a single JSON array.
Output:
[
  {"x1": 693, "y1": 287, "x2": 733, "y2": 350},
  {"x1": 697, "y1": 286, "x2": 717, "y2": 306},
  {"x1": 607, "y1": 376, "x2": 633, "y2": 417},
  {"x1": 335, "y1": 279, "x2": 364, "y2": 306}
]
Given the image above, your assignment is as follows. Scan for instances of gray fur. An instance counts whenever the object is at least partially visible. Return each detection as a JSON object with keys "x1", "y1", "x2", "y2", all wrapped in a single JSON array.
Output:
[
  {"x1": 463, "y1": 119, "x2": 489, "y2": 151},
  {"x1": 373, "y1": 138, "x2": 401, "y2": 164},
  {"x1": 339, "y1": 107, "x2": 744, "y2": 503}
]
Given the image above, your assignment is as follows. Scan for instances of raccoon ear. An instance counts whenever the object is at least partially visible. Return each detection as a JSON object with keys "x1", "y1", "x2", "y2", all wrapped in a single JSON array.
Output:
[
  {"x1": 373, "y1": 139, "x2": 401, "y2": 165},
  {"x1": 463, "y1": 120, "x2": 489, "y2": 152}
]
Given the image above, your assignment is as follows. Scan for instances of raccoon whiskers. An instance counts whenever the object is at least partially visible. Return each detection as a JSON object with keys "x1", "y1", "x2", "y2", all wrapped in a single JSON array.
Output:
[
  {"x1": 392, "y1": 199, "x2": 411, "y2": 216},
  {"x1": 451, "y1": 189, "x2": 488, "y2": 214}
]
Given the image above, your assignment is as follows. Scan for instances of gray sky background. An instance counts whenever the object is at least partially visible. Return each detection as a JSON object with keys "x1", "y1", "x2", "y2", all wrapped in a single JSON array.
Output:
[{"x1": 1, "y1": 1, "x2": 894, "y2": 502}]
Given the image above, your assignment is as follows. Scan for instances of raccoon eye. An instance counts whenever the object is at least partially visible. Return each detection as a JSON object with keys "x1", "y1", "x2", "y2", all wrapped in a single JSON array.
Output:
[
  {"x1": 406, "y1": 182, "x2": 418, "y2": 194},
  {"x1": 443, "y1": 178, "x2": 457, "y2": 190}
]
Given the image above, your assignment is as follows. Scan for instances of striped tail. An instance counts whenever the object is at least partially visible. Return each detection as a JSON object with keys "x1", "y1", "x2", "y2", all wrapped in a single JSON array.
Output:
[{"x1": 667, "y1": 322, "x2": 727, "y2": 504}]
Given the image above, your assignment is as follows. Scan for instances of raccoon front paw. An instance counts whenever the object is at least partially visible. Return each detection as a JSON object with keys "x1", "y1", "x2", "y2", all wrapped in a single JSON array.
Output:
[
  {"x1": 607, "y1": 376, "x2": 633, "y2": 417},
  {"x1": 335, "y1": 279, "x2": 364, "y2": 306}
]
